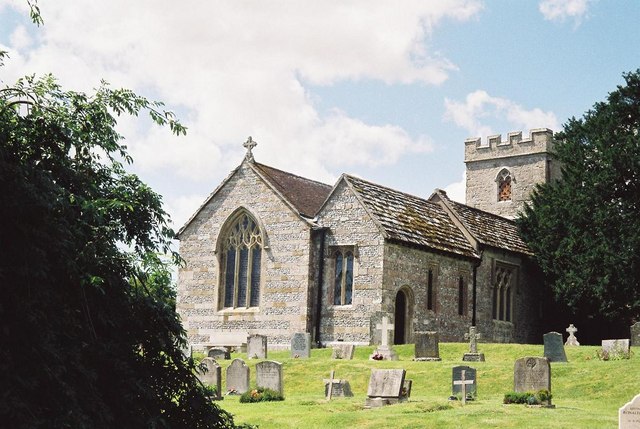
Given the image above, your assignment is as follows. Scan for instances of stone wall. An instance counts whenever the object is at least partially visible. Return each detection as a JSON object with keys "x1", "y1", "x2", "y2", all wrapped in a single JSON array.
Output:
[
  {"x1": 464, "y1": 129, "x2": 558, "y2": 219},
  {"x1": 177, "y1": 162, "x2": 316, "y2": 348}
]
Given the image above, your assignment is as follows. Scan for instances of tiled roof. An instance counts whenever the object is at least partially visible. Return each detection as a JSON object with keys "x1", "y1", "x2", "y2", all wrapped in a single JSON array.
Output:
[
  {"x1": 253, "y1": 162, "x2": 333, "y2": 218},
  {"x1": 445, "y1": 198, "x2": 533, "y2": 256},
  {"x1": 344, "y1": 175, "x2": 479, "y2": 259}
]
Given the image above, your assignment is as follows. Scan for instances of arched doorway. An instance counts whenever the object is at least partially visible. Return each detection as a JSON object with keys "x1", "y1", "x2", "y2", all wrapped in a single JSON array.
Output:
[{"x1": 394, "y1": 287, "x2": 413, "y2": 345}]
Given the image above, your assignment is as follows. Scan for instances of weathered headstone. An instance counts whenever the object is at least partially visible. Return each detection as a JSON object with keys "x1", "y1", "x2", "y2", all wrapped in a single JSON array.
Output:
[
  {"x1": 369, "y1": 316, "x2": 398, "y2": 361},
  {"x1": 226, "y1": 358, "x2": 250, "y2": 394},
  {"x1": 323, "y1": 370, "x2": 353, "y2": 399},
  {"x1": 619, "y1": 393, "x2": 640, "y2": 428},
  {"x1": 514, "y1": 357, "x2": 551, "y2": 399},
  {"x1": 247, "y1": 334, "x2": 267, "y2": 359},
  {"x1": 256, "y1": 360, "x2": 283, "y2": 395},
  {"x1": 565, "y1": 324, "x2": 580, "y2": 346},
  {"x1": 198, "y1": 358, "x2": 222, "y2": 400},
  {"x1": 453, "y1": 369, "x2": 474, "y2": 405},
  {"x1": 365, "y1": 368, "x2": 407, "y2": 408},
  {"x1": 402, "y1": 379, "x2": 412, "y2": 399},
  {"x1": 463, "y1": 326, "x2": 485, "y2": 362},
  {"x1": 414, "y1": 331, "x2": 441, "y2": 361},
  {"x1": 543, "y1": 331, "x2": 567, "y2": 362},
  {"x1": 602, "y1": 339, "x2": 630, "y2": 359},
  {"x1": 631, "y1": 322, "x2": 640, "y2": 347},
  {"x1": 291, "y1": 332, "x2": 311, "y2": 358},
  {"x1": 331, "y1": 343, "x2": 355, "y2": 360},
  {"x1": 208, "y1": 347, "x2": 230, "y2": 360},
  {"x1": 452, "y1": 365, "x2": 477, "y2": 399}
]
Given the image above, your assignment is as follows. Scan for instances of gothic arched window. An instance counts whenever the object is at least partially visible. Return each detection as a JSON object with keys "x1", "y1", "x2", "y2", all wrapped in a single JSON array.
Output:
[
  {"x1": 497, "y1": 169, "x2": 512, "y2": 202},
  {"x1": 220, "y1": 212, "x2": 263, "y2": 308},
  {"x1": 493, "y1": 265, "x2": 514, "y2": 322},
  {"x1": 333, "y1": 249, "x2": 354, "y2": 305}
]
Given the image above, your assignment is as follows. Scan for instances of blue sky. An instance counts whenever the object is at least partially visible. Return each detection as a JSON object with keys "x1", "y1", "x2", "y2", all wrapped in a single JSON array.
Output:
[{"x1": 1, "y1": 0, "x2": 639, "y2": 229}]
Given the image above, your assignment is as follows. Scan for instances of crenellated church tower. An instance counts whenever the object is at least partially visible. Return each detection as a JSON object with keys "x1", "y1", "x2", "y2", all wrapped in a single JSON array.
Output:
[{"x1": 464, "y1": 128, "x2": 561, "y2": 219}]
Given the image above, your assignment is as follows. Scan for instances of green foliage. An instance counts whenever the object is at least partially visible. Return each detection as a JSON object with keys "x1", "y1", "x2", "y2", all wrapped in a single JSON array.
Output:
[
  {"x1": 503, "y1": 390, "x2": 552, "y2": 405},
  {"x1": 239, "y1": 388, "x2": 285, "y2": 403},
  {"x1": 0, "y1": 72, "x2": 239, "y2": 428},
  {"x1": 518, "y1": 69, "x2": 640, "y2": 325}
]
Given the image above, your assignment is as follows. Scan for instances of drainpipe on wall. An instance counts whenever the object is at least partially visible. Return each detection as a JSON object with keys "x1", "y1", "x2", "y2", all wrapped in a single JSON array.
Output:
[{"x1": 314, "y1": 227, "x2": 328, "y2": 347}]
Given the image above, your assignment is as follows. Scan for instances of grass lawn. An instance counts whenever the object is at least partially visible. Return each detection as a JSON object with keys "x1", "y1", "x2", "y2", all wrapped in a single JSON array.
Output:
[{"x1": 204, "y1": 343, "x2": 638, "y2": 429}]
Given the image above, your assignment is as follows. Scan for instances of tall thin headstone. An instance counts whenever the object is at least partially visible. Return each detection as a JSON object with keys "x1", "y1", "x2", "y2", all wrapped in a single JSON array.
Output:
[
  {"x1": 256, "y1": 360, "x2": 283, "y2": 395},
  {"x1": 291, "y1": 332, "x2": 311, "y2": 358},
  {"x1": 247, "y1": 334, "x2": 267, "y2": 359},
  {"x1": 226, "y1": 358, "x2": 250, "y2": 394},
  {"x1": 369, "y1": 316, "x2": 398, "y2": 360},
  {"x1": 543, "y1": 331, "x2": 567, "y2": 362}
]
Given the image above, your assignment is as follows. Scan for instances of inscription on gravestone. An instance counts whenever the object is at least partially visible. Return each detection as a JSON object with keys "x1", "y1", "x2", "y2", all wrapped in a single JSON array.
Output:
[
  {"x1": 543, "y1": 331, "x2": 567, "y2": 362},
  {"x1": 367, "y1": 369, "x2": 406, "y2": 398},
  {"x1": 619, "y1": 393, "x2": 640, "y2": 429},
  {"x1": 256, "y1": 360, "x2": 283, "y2": 395},
  {"x1": 291, "y1": 332, "x2": 311, "y2": 358},
  {"x1": 226, "y1": 358, "x2": 250, "y2": 394},
  {"x1": 247, "y1": 334, "x2": 267, "y2": 359},
  {"x1": 514, "y1": 356, "x2": 551, "y2": 394},
  {"x1": 414, "y1": 331, "x2": 441, "y2": 361}
]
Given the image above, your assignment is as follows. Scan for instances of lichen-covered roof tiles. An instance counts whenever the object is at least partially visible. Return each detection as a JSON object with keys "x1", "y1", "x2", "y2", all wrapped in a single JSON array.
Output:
[
  {"x1": 253, "y1": 162, "x2": 333, "y2": 218},
  {"x1": 344, "y1": 175, "x2": 479, "y2": 259}
]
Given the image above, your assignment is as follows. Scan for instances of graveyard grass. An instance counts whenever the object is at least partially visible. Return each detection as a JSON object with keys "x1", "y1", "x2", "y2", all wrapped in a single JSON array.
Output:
[{"x1": 204, "y1": 343, "x2": 639, "y2": 429}]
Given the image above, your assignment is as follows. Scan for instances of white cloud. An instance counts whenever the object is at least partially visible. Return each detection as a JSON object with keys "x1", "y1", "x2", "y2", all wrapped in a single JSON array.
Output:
[
  {"x1": 539, "y1": 0, "x2": 591, "y2": 25},
  {"x1": 443, "y1": 90, "x2": 560, "y2": 139},
  {"x1": 443, "y1": 171, "x2": 466, "y2": 204}
]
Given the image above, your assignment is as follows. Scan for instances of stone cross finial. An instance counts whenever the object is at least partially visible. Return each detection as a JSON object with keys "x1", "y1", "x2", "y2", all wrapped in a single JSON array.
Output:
[
  {"x1": 565, "y1": 323, "x2": 580, "y2": 346},
  {"x1": 376, "y1": 316, "x2": 394, "y2": 348},
  {"x1": 243, "y1": 136, "x2": 257, "y2": 162},
  {"x1": 453, "y1": 370, "x2": 474, "y2": 405},
  {"x1": 464, "y1": 326, "x2": 481, "y2": 354}
]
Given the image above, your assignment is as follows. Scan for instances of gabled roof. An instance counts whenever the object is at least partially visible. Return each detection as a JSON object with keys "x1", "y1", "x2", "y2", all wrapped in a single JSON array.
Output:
[
  {"x1": 430, "y1": 190, "x2": 533, "y2": 256},
  {"x1": 252, "y1": 162, "x2": 332, "y2": 219},
  {"x1": 343, "y1": 175, "x2": 479, "y2": 259}
]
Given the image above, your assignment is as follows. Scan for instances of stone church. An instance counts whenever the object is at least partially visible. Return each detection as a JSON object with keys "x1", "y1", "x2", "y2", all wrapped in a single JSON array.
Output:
[{"x1": 177, "y1": 129, "x2": 559, "y2": 348}]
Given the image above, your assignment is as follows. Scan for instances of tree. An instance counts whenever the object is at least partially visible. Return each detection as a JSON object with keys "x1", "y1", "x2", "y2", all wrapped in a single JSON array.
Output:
[
  {"x1": 0, "y1": 74, "x2": 243, "y2": 427},
  {"x1": 518, "y1": 70, "x2": 640, "y2": 330}
]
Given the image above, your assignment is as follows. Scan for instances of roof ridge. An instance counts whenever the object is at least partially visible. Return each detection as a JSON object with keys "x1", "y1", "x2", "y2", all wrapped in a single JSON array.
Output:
[{"x1": 254, "y1": 162, "x2": 332, "y2": 188}]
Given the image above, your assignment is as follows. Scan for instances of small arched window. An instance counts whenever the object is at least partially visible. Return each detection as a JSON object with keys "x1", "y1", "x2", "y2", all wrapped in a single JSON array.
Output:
[
  {"x1": 220, "y1": 212, "x2": 263, "y2": 308},
  {"x1": 333, "y1": 250, "x2": 354, "y2": 305},
  {"x1": 497, "y1": 169, "x2": 512, "y2": 202}
]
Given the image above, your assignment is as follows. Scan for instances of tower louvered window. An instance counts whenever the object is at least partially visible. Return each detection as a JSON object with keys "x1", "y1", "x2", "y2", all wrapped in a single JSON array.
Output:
[
  {"x1": 221, "y1": 213, "x2": 262, "y2": 308},
  {"x1": 497, "y1": 169, "x2": 512, "y2": 201}
]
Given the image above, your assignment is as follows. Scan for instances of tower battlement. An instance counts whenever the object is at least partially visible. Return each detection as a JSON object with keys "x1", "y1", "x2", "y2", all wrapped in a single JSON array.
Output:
[{"x1": 464, "y1": 128, "x2": 554, "y2": 164}]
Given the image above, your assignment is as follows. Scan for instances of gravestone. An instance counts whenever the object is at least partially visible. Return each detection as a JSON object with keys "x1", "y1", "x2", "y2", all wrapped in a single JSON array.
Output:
[
  {"x1": 631, "y1": 322, "x2": 640, "y2": 347},
  {"x1": 602, "y1": 339, "x2": 630, "y2": 359},
  {"x1": 369, "y1": 316, "x2": 398, "y2": 361},
  {"x1": 452, "y1": 365, "x2": 477, "y2": 399},
  {"x1": 198, "y1": 358, "x2": 222, "y2": 400},
  {"x1": 565, "y1": 324, "x2": 580, "y2": 346},
  {"x1": 402, "y1": 379, "x2": 412, "y2": 399},
  {"x1": 543, "y1": 331, "x2": 567, "y2": 362},
  {"x1": 256, "y1": 360, "x2": 283, "y2": 395},
  {"x1": 323, "y1": 371, "x2": 353, "y2": 399},
  {"x1": 226, "y1": 358, "x2": 250, "y2": 394},
  {"x1": 365, "y1": 368, "x2": 407, "y2": 408},
  {"x1": 414, "y1": 331, "x2": 441, "y2": 361},
  {"x1": 463, "y1": 326, "x2": 485, "y2": 362},
  {"x1": 453, "y1": 369, "x2": 474, "y2": 405},
  {"x1": 331, "y1": 343, "x2": 355, "y2": 360},
  {"x1": 291, "y1": 332, "x2": 311, "y2": 358},
  {"x1": 619, "y1": 393, "x2": 640, "y2": 428},
  {"x1": 514, "y1": 357, "x2": 551, "y2": 404},
  {"x1": 247, "y1": 334, "x2": 267, "y2": 359},
  {"x1": 208, "y1": 347, "x2": 230, "y2": 360}
]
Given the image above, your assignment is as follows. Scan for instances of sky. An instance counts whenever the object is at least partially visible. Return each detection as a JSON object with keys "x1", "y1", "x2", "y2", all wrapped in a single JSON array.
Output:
[{"x1": 1, "y1": 0, "x2": 640, "y2": 231}]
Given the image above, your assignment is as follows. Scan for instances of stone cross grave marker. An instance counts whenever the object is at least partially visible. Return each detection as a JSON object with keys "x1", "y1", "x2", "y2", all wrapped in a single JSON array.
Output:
[
  {"x1": 198, "y1": 357, "x2": 222, "y2": 400},
  {"x1": 365, "y1": 368, "x2": 406, "y2": 408},
  {"x1": 331, "y1": 343, "x2": 355, "y2": 360},
  {"x1": 514, "y1": 356, "x2": 551, "y2": 404},
  {"x1": 631, "y1": 322, "x2": 640, "y2": 347},
  {"x1": 291, "y1": 332, "x2": 311, "y2": 358},
  {"x1": 565, "y1": 324, "x2": 580, "y2": 346},
  {"x1": 602, "y1": 339, "x2": 630, "y2": 359},
  {"x1": 463, "y1": 326, "x2": 485, "y2": 362},
  {"x1": 414, "y1": 331, "x2": 441, "y2": 361},
  {"x1": 323, "y1": 370, "x2": 353, "y2": 399},
  {"x1": 453, "y1": 370, "x2": 474, "y2": 405},
  {"x1": 256, "y1": 360, "x2": 283, "y2": 395},
  {"x1": 543, "y1": 331, "x2": 568, "y2": 362},
  {"x1": 369, "y1": 316, "x2": 398, "y2": 360},
  {"x1": 619, "y1": 393, "x2": 640, "y2": 429},
  {"x1": 452, "y1": 365, "x2": 477, "y2": 400},
  {"x1": 226, "y1": 358, "x2": 250, "y2": 394},
  {"x1": 247, "y1": 334, "x2": 267, "y2": 359},
  {"x1": 208, "y1": 347, "x2": 230, "y2": 361}
]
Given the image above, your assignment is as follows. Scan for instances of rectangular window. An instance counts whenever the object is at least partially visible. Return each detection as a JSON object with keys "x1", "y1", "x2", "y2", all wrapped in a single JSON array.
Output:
[
  {"x1": 331, "y1": 247, "x2": 354, "y2": 306},
  {"x1": 427, "y1": 269, "x2": 434, "y2": 311},
  {"x1": 250, "y1": 248, "x2": 261, "y2": 307},
  {"x1": 224, "y1": 249, "x2": 236, "y2": 307},
  {"x1": 458, "y1": 276, "x2": 465, "y2": 316}
]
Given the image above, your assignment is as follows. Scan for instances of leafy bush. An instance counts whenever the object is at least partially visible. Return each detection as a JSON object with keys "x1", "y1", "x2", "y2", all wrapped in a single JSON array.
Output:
[
  {"x1": 239, "y1": 387, "x2": 285, "y2": 403},
  {"x1": 503, "y1": 390, "x2": 552, "y2": 405}
]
